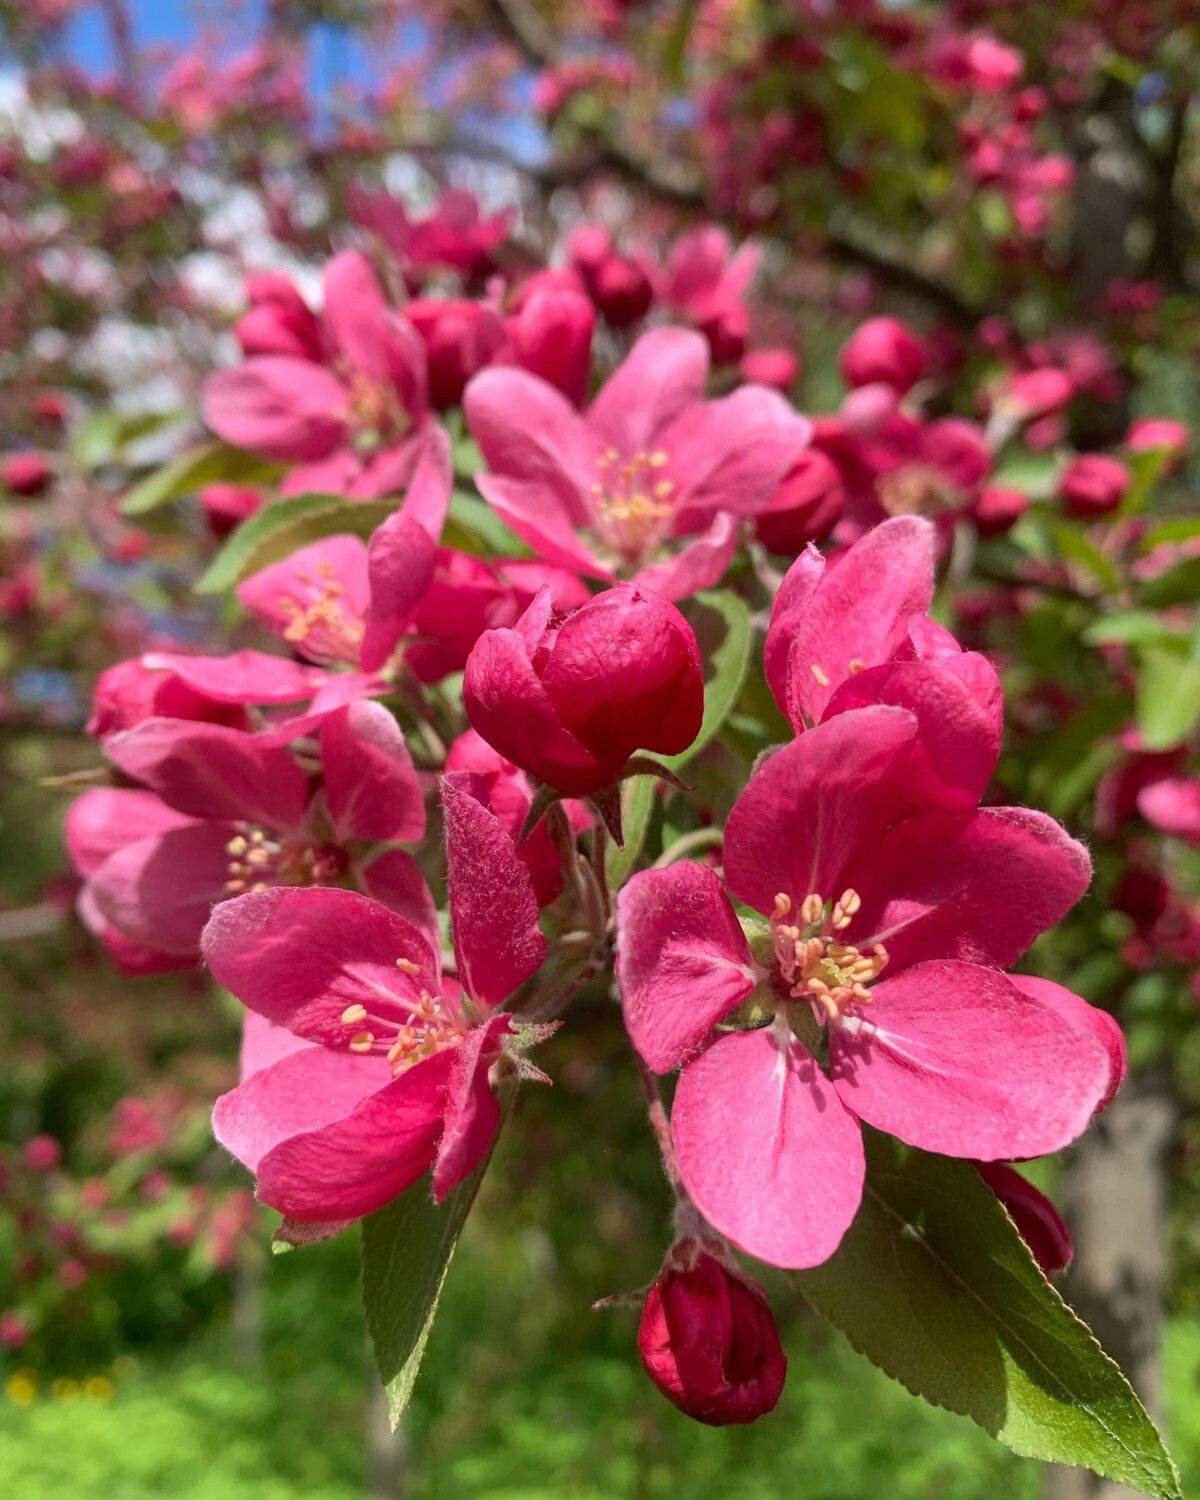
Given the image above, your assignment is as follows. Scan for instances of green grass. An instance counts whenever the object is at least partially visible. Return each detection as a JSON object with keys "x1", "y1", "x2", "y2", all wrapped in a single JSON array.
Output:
[{"x1": 9, "y1": 1205, "x2": 1200, "y2": 1500}]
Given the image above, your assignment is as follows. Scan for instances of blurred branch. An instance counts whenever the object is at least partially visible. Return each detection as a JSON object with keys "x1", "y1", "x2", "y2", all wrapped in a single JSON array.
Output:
[
  {"x1": 1149, "y1": 92, "x2": 1190, "y2": 288},
  {"x1": 0, "y1": 904, "x2": 65, "y2": 942}
]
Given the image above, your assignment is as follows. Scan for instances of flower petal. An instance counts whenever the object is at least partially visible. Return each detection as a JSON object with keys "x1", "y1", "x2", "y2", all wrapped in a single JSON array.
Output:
[
  {"x1": 360, "y1": 512, "x2": 438, "y2": 673},
  {"x1": 442, "y1": 773, "x2": 548, "y2": 1011},
  {"x1": 1009, "y1": 975, "x2": 1126, "y2": 1114},
  {"x1": 840, "y1": 806, "x2": 1091, "y2": 973},
  {"x1": 356, "y1": 849, "x2": 441, "y2": 963},
  {"x1": 823, "y1": 656, "x2": 1003, "y2": 813},
  {"x1": 588, "y1": 327, "x2": 709, "y2": 457},
  {"x1": 89, "y1": 821, "x2": 236, "y2": 956},
  {"x1": 65, "y1": 789, "x2": 195, "y2": 878},
  {"x1": 142, "y1": 650, "x2": 331, "y2": 706},
  {"x1": 236, "y1": 536, "x2": 370, "y2": 655},
  {"x1": 104, "y1": 719, "x2": 310, "y2": 831},
  {"x1": 321, "y1": 701, "x2": 425, "y2": 844},
  {"x1": 203, "y1": 358, "x2": 347, "y2": 462},
  {"x1": 673, "y1": 1028, "x2": 864, "y2": 1269},
  {"x1": 665, "y1": 385, "x2": 812, "y2": 525},
  {"x1": 476, "y1": 473, "x2": 612, "y2": 579},
  {"x1": 784, "y1": 515, "x2": 936, "y2": 728},
  {"x1": 431, "y1": 1013, "x2": 513, "y2": 1202},
  {"x1": 723, "y1": 705, "x2": 918, "y2": 919},
  {"x1": 763, "y1": 546, "x2": 825, "y2": 717},
  {"x1": 616, "y1": 862, "x2": 756, "y2": 1073},
  {"x1": 633, "y1": 513, "x2": 738, "y2": 602},
  {"x1": 830, "y1": 960, "x2": 1112, "y2": 1159},
  {"x1": 201, "y1": 886, "x2": 439, "y2": 1044},
  {"x1": 465, "y1": 366, "x2": 598, "y2": 515}
]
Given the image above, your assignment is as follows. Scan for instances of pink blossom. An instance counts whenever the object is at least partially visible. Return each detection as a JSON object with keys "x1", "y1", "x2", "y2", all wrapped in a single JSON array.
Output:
[
  {"x1": 87, "y1": 657, "x2": 252, "y2": 739},
  {"x1": 975, "y1": 1163, "x2": 1072, "y2": 1274},
  {"x1": 568, "y1": 227, "x2": 657, "y2": 329},
  {"x1": 1138, "y1": 778, "x2": 1200, "y2": 844},
  {"x1": 351, "y1": 186, "x2": 512, "y2": 286},
  {"x1": 464, "y1": 584, "x2": 704, "y2": 797},
  {"x1": 617, "y1": 707, "x2": 1115, "y2": 1268},
  {"x1": 68, "y1": 702, "x2": 431, "y2": 964},
  {"x1": 503, "y1": 284, "x2": 595, "y2": 407},
  {"x1": 972, "y1": 483, "x2": 1029, "y2": 537},
  {"x1": 839, "y1": 317, "x2": 925, "y2": 395},
  {"x1": 754, "y1": 448, "x2": 845, "y2": 553},
  {"x1": 204, "y1": 252, "x2": 436, "y2": 501},
  {"x1": 3, "y1": 453, "x2": 52, "y2": 497},
  {"x1": 465, "y1": 326, "x2": 810, "y2": 599},
  {"x1": 739, "y1": 347, "x2": 800, "y2": 392},
  {"x1": 663, "y1": 226, "x2": 761, "y2": 363},
  {"x1": 407, "y1": 297, "x2": 506, "y2": 410},
  {"x1": 22, "y1": 1135, "x2": 62, "y2": 1172},
  {"x1": 1059, "y1": 453, "x2": 1129, "y2": 518},
  {"x1": 203, "y1": 776, "x2": 548, "y2": 1222}
]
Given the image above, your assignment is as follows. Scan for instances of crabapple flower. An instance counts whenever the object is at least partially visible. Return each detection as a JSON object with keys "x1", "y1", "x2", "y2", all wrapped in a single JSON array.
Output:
[
  {"x1": 1138, "y1": 777, "x2": 1200, "y2": 844},
  {"x1": 1058, "y1": 453, "x2": 1129, "y2": 518},
  {"x1": 617, "y1": 707, "x2": 1114, "y2": 1268},
  {"x1": 465, "y1": 326, "x2": 811, "y2": 600},
  {"x1": 70, "y1": 701, "x2": 431, "y2": 963},
  {"x1": 203, "y1": 776, "x2": 548, "y2": 1221},
  {"x1": 503, "y1": 284, "x2": 595, "y2": 408},
  {"x1": 463, "y1": 583, "x2": 704, "y2": 797},
  {"x1": 638, "y1": 1236, "x2": 786, "y2": 1425},
  {"x1": 203, "y1": 252, "x2": 435, "y2": 501},
  {"x1": 764, "y1": 516, "x2": 1002, "y2": 812},
  {"x1": 662, "y1": 226, "x2": 761, "y2": 363}
]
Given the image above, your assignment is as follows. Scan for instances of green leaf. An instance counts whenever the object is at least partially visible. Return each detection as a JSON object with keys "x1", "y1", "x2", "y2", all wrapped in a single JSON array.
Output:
[
  {"x1": 1120, "y1": 446, "x2": 1172, "y2": 516},
  {"x1": 1139, "y1": 556, "x2": 1200, "y2": 608},
  {"x1": 1142, "y1": 515, "x2": 1200, "y2": 549},
  {"x1": 657, "y1": 589, "x2": 752, "y2": 774},
  {"x1": 441, "y1": 491, "x2": 528, "y2": 558},
  {"x1": 1136, "y1": 642, "x2": 1200, "y2": 750},
  {"x1": 361, "y1": 1166, "x2": 486, "y2": 1430},
  {"x1": 791, "y1": 1132, "x2": 1181, "y2": 1497},
  {"x1": 605, "y1": 775, "x2": 657, "y2": 888},
  {"x1": 120, "y1": 442, "x2": 280, "y2": 515},
  {"x1": 1049, "y1": 523, "x2": 1120, "y2": 593},
  {"x1": 662, "y1": 0, "x2": 701, "y2": 82},
  {"x1": 1082, "y1": 611, "x2": 1184, "y2": 647},
  {"x1": 196, "y1": 493, "x2": 396, "y2": 594}
]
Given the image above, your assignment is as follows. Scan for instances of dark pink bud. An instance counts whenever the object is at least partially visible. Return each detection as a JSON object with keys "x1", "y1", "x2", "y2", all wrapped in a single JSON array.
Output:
[
  {"x1": 975, "y1": 1162, "x2": 1072, "y2": 1275},
  {"x1": 638, "y1": 1238, "x2": 786, "y2": 1425},
  {"x1": 567, "y1": 225, "x2": 613, "y2": 274},
  {"x1": 739, "y1": 347, "x2": 800, "y2": 391},
  {"x1": 589, "y1": 253, "x2": 656, "y2": 330},
  {"x1": 1059, "y1": 453, "x2": 1129, "y2": 519},
  {"x1": 58, "y1": 1258, "x2": 88, "y2": 1291},
  {"x1": 22, "y1": 1135, "x2": 62, "y2": 1172},
  {"x1": 972, "y1": 484, "x2": 1028, "y2": 538},
  {"x1": 506, "y1": 287, "x2": 595, "y2": 407},
  {"x1": 0, "y1": 1312, "x2": 28, "y2": 1350},
  {"x1": 839, "y1": 317, "x2": 924, "y2": 395},
  {"x1": 32, "y1": 391, "x2": 68, "y2": 427},
  {"x1": 754, "y1": 449, "x2": 845, "y2": 553},
  {"x1": 199, "y1": 482, "x2": 263, "y2": 538},
  {"x1": 3, "y1": 453, "x2": 52, "y2": 497},
  {"x1": 1003, "y1": 367, "x2": 1073, "y2": 419},
  {"x1": 1126, "y1": 418, "x2": 1188, "y2": 466},
  {"x1": 463, "y1": 584, "x2": 704, "y2": 796},
  {"x1": 407, "y1": 298, "x2": 506, "y2": 409}
]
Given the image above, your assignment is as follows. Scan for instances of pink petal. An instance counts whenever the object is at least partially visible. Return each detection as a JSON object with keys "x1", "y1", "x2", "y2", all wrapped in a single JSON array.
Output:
[
  {"x1": 356, "y1": 849, "x2": 441, "y2": 961},
  {"x1": 441, "y1": 774, "x2": 548, "y2": 1011},
  {"x1": 142, "y1": 650, "x2": 332, "y2": 706},
  {"x1": 89, "y1": 822, "x2": 235, "y2": 955},
  {"x1": 1010, "y1": 975, "x2": 1126, "y2": 1113},
  {"x1": 322, "y1": 252, "x2": 429, "y2": 418},
  {"x1": 829, "y1": 960, "x2": 1112, "y2": 1158},
  {"x1": 633, "y1": 513, "x2": 738, "y2": 602},
  {"x1": 587, "y1": 327, "x2": 709, "y2": 458},
  {"x1": 65, "y1": 789, "x2": 194, "y2": 878},
  {"x1": 664, "y1": 385, "x2": 812, "y2": 525},
  {"x1": 201, "y1": 886, "x2": 439, "y2": 1045},
  {"x1": 673, "y1": 1028, "x2": 864, "y2": 1269},
  {"x1": 1137, "y1": 777, "x2": 1200, "y2": 843},
  {"x1": 475, "y1": 473, "x2": 613, "y2": 578},
  {"x1": 239, "y1": 1011, "x2": 315, "y2": 1082},
  {"x1": 431, "y1": 1013, "x2": 513, "y2": 1202},
  {"x1": 104, "y1": 719, "x2": 310, "y2": 831},
  {"x1": 203, "y1": 358, "x2": 347, "y2": 462},
  {"x1": 763, "y1": 546, "x2": 825, "y2": 717},
  {"x1": 236, "y1": 536, "x2": 370, "y2": 653},
  {"x1": 321, "y1": 701, "x2": 425, "y2": 843},
  {"x1": 465, "y1": 366, "x2": 599, "y2": 516},
  {"x1": 784, "y1": 515, "x2": 936, "y2": 728},
  {"x1": 616, "y1": 862, "x2": 757, "y2": 1073},
  {"x1": 360, "y1": 512, "x2": 438, "y2": 673},
  {"x1": 840, "y1": 806, "x2": 1091, "y2": 973},
  {"x1": 397, "y1": 423, "x2": 453, "y2": 542},
  {"x1": 722, "y1": 706, "x2": 919, "y2": 920},
  {"x1": 822, "y1": 656, "x2": 1003, "y2": 813},
  {"x1": 214, "y1": 1045, "x2": 392, "y2": 1172}
]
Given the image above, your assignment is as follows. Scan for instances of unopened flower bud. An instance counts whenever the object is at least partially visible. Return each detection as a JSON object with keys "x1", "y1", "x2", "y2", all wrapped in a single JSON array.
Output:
[
  {"x1": 637, "y1": 1238, "x2": 786, "y2": 1425},
  {"x1": 839, "y1": 317, "x2": 924, "y2": 395}
]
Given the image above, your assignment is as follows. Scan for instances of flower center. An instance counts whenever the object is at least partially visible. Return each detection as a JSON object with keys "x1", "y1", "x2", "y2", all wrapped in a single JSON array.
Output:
[
  {"x1": 342, "y1": 369, "x2": 410, "y2": 453},
  {"x1": 224, "y1": 827, "x2": 347, "y2": 896},
  {"x1": 770, "y1": 890, "x2": 888, "y2": 1025},
  {"x1": 338, "y1": 958, "x2": 469, "y2": 1077},
  {"x1": 589, "y1": 447, "x2": 676, "y2": 563},
  {"x1": 877, "y1": 463, "x2": 956, "y2": 518},
  {"x1": 276, "y1": 561, "x2": 364, "y2": 665}
]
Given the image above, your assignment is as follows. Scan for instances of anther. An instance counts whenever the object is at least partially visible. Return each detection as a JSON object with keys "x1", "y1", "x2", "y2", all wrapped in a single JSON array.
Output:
[
  {"x1": 395, "y1": 957, "x2": 421, "y2": 976},
  {"x1": 810, "y1": 664, "x2": 830, "y2": 687},
  {"x1": 800, "y1": 892, "x2": 824, "y2": 926},
  {"x1": 340, "y1": 1004, "x2": 368, "y2": 1026},
  {"x1": 847, "y1": 658, "x2": 866, "y2": 675},
  {"x1": 348, "y1": 1031, "x2": 375, "y2": 1053}
]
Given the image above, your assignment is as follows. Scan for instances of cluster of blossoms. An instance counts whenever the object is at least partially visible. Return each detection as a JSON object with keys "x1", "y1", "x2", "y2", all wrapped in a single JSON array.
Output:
[{"x1": 44, "y1": 163, "x2": 1143, "y2": 1422}]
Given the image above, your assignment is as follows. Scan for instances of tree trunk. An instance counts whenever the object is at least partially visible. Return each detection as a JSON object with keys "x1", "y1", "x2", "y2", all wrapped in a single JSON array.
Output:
[
  {"x1": 1044, "y1": 1063, "x2": 1176, "y2": 1500},
  {"x1": 365, "y1": 1373, "x2": 407, "y2": 1500}
]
